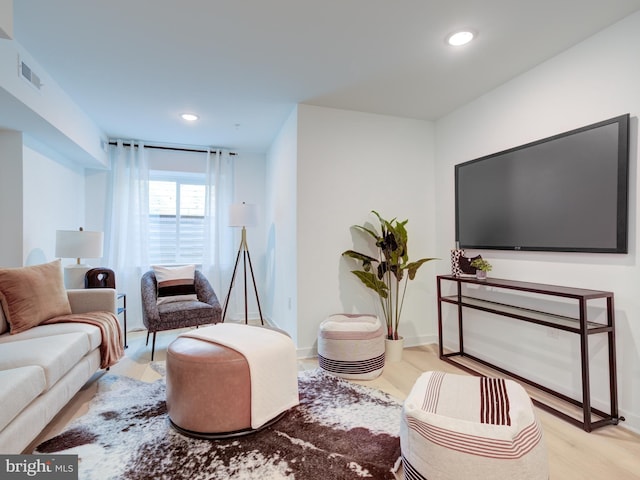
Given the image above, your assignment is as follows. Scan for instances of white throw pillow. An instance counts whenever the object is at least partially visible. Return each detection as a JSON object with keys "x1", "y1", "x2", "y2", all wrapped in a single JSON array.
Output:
[{"x1": 152, "y1": 265, "x2": 198, "y2": 305}]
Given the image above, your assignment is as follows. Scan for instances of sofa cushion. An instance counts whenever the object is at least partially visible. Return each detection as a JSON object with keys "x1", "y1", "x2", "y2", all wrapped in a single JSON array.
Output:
[
  {"x1": 0, "y1": 323, "x2": 102, "y2": 351},
  {"x1": 0, "y1": 366, "x2": 46, "y2": 431},
  {"x1": 153, "y1": 264, "x2": 197, "y2": 304},
  {"x1": 0, "y1": 260, "x2": 72, "y2": 334},
  {"x1": 0, "y1": 333, "x2": 90, "y2": 389}
]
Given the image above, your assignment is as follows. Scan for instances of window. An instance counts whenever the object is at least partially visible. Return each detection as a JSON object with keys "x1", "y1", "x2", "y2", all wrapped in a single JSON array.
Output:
[{"x1": 148, "y1": 171, "x2": 208, "y2": 265}]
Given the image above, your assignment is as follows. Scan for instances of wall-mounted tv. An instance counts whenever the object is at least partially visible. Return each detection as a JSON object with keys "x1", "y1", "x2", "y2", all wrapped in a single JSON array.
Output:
[{"x1": 455, "y1": 114, "x2": 630, "y2": 253}]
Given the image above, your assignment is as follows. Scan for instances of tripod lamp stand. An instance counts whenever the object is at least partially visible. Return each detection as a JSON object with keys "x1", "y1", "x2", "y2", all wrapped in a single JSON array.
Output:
[{"x1": 221, "y1": 202, "x2": 264, "y2": 324}]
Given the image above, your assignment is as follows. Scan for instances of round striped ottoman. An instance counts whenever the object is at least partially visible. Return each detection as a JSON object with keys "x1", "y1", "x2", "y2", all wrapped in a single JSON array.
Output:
[
  {"x1": 317, "y1": 314, "x2": 385, "y2": 380},
  {"x1": 400, "y1": 371, "x2": 548, "y2": 480}
]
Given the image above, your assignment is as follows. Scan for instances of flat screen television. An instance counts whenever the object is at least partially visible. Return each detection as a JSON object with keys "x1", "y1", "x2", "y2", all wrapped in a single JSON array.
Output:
[{"x1": 455, "y1": 114, "x2": 630, "y2": 253}]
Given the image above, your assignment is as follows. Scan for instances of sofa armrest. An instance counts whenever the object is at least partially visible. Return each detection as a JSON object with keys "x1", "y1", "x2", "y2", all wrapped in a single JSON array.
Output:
[{"x1": 66, "y1": 289, "x2": 117, "y2": 315}]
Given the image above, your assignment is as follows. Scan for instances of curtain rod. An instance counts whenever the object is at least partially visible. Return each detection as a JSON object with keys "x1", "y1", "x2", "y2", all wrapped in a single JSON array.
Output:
[{"x1": 108, "y1": 140, "x2": 237, "y2": 156}]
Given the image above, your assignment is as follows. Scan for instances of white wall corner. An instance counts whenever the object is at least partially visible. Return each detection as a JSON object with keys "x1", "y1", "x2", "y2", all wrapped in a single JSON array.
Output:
[{"x1": 0, "y1": 0, "x2": 13, "y2": 40}]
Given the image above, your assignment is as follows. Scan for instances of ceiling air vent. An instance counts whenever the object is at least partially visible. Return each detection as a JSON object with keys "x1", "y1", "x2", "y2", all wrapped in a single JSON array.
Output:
[{"x1": 18, "y1": 56, "x2": 43, "y2": 91}]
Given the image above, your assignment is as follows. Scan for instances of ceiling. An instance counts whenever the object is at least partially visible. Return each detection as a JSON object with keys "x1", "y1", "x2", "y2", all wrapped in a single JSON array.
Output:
[{"x1": 9, "y1": 0, "x2": 640, "y2": 153}]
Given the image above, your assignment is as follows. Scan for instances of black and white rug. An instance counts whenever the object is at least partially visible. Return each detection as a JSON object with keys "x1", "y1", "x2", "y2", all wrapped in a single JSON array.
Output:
[{"x1": 36, "y1": 368, "x2": 402, "y2": 479}]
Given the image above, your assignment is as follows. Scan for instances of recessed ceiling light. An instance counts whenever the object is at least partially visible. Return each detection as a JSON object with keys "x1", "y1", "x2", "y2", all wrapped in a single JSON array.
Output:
[
  {"x1": 446, "y1": 30, "x2": 476, "y2": 47},
  {"x1": 180, "y1": 113, "x2": 199, "y2": 122}
]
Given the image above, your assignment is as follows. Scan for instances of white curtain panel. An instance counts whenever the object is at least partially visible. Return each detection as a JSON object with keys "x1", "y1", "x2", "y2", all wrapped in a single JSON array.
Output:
[
  {"x1": 104, "y1": 142, "x2": 236, "y2": 330},
  {"x1": 104, "y1": 140, "x2": 150, "y2": 330},
  {"x1": 201, "y1": 149, "x2": 236, "y2": 308}
]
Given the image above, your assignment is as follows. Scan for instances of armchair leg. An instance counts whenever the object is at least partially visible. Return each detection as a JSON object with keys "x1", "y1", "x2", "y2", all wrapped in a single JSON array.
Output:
[
  {"x1": 146, "y1": 331, "x2": 150, "y2": 346},
  {"x1": 151, "y1": 331, "x2": 157, "y2": 361}
]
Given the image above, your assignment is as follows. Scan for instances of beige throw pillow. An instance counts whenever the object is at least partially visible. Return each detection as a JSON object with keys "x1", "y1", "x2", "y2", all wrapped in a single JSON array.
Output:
[
  {"x1": 153, "y1": 264, "x2": 198, "y2": 305},
  {"x1": 0, "y1": 259, "x2": 72, "y2": 334}
]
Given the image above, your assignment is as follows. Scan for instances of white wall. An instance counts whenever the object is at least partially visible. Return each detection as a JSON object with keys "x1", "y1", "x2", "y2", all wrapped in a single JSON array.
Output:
[
  {"x1": 0, "y1": 130, "x2": 23, "y2": 266},
  {"x1": 228, "y1": 151, "x2": 267, "y2": 322},
  {"x1": 0, "y1": 133, "x2": 85, "y2": 268},
  {"x1": 84, "y1": 168, "x2": 109, "y2": 234},
  {"x1": 23, "y1": 144, "x2": 86, "y2": 266},
  {"x1": 265, "y1": 108, "x2": 299, "y2": 341},
  {"x1": 295, "y1": 104, "x2": 436, "y2": 357},
  {"x1": 435, "y1": 12, "x2": 640, "y2": 433},
  {"x1": 0, "y1": 0, "x2": 12, "y2": 39}
]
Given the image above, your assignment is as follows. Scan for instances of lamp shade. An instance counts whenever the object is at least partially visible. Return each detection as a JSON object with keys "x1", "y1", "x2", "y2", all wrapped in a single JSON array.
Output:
[
  {"x1": 229, "y1": 203, "x2": 258, "y2": 227},
  {"x1": 55, "y1": 229, "x2": 104, "y2": 260}
]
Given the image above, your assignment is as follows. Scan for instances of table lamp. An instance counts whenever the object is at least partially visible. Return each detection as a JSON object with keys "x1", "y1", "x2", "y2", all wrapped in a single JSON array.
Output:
[{"x1": 55, "y1": 227, "x2": 104, "y2": 289}]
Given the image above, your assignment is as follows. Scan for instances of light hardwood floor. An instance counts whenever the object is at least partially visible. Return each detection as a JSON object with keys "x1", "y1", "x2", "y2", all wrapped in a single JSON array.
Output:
[{"x1": 29, "y1": 328, "x2": 640, "y2": 479}]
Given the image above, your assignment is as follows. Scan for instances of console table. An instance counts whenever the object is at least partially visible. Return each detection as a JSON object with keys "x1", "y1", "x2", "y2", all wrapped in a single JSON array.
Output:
[{"x1": 436, "y1": 275, "x2": 622, "y2": 432}]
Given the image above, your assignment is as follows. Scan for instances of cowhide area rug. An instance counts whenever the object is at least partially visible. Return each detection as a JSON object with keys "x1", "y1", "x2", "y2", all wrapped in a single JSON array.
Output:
[{"x1": 35, "y1": 367, "x2": 402, "y2": 479}]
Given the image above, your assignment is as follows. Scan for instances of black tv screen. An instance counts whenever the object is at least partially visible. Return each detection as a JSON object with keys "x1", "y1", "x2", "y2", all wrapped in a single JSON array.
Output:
[{"x1": 455, "y1": 114, "x2": 630, "y2": 253}]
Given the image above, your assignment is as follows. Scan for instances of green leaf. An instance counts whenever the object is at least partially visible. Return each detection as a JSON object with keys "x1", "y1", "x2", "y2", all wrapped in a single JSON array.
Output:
[
  {"x1": 342, "y1": 250, "x2": 378, "y2": 263},
  {"x1": 342, "y1": 249, "x2": 378, "y2": 272},
  {"x1": 351, "y1": 270, "x2": 389, "y2": 298},
  {"x1": 352, "y1": 224, "x2": 381, "y2": 241},
  {"x1": 406, "y1": 258, "x2": 438, "y2": 279}
]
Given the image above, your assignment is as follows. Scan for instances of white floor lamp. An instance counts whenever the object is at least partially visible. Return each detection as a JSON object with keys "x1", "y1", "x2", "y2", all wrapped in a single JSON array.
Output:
[{"x1": 221, "y1": 202, "x2": 264, "y2": 324}]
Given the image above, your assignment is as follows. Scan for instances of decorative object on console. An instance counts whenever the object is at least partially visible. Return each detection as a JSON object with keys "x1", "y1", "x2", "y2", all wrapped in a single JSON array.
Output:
[
  {"x1": 342, "y1": 211, "x2": 437, "y2": 340},
  {"x1": 450, "y1": 248, "x2": 481, "y2": 276},
  {"x1": 450, "y1": 248, "x2": 465, "y2": 276},
  {"x1": 222, "y1": 202, "x2": 264, "y2": 324},
  {"x1": 470, "y1": 258, "x2": 492, "y2": 279},
  {"x1": 55, "y1": 227, "x2": 104, "y2": 289}
]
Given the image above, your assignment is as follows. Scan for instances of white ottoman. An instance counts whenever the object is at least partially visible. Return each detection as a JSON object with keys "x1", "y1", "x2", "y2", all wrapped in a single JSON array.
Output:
[
  {"x1": 317, "y1": 313, "x2": 385, "y2": 380},
  {"x1": 401, "y1": 371, "x2": 549, "y2": 480}
]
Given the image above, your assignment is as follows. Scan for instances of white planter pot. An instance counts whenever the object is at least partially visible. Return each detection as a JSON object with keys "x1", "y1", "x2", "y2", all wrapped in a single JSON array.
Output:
[{"x1": 385, "y1": 337, "x2": 404, "y2": 363}]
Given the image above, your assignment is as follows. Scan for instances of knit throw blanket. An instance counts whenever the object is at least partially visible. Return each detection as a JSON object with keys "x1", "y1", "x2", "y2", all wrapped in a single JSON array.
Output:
[{"x1": 43, "y1": 311, "x2": 124, "y2": 368}]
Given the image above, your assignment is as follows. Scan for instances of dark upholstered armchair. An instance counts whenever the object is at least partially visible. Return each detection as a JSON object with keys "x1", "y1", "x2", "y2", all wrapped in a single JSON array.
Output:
[{"x1": 141, "y1": 269, "x2": 222, "y2": 360}]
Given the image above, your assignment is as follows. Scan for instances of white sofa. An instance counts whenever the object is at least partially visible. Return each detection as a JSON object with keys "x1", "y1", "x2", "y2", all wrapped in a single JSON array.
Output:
[{"x1": 0, "y1": 288, "x2": 117, "y2": 454}]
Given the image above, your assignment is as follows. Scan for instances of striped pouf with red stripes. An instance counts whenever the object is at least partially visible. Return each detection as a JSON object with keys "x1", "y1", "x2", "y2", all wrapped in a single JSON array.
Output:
[
  {"x1": 401, "y1": 371, "x2": 549, "y2": 480},
  {"x1": 317, "y1": 314, "x2": 385, "y2": 380}
]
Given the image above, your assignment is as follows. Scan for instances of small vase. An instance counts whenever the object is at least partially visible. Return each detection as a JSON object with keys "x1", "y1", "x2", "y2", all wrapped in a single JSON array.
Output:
[
  {"x1": 385, "y1": 337, "x2": 404, "y2": 363},
  {"x1": 476, "y1": 270, "x2": 487, "y2": 280}
]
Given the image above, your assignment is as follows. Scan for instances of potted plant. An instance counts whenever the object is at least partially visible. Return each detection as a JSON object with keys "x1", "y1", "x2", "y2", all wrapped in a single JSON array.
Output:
[
  {"x1": 342, "y1": 211, "x2": 436, "y2": 352},
  {"x1": 470, "y1": 258, "x2": 492, "y2": 279}
]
